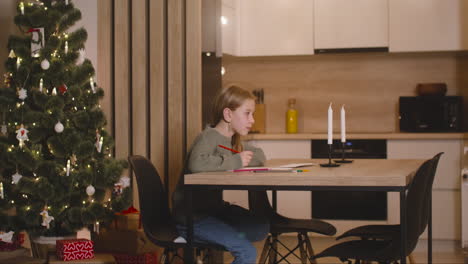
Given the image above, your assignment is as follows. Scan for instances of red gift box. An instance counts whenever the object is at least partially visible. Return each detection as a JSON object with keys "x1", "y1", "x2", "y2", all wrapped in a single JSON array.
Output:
[
  {"x1": 56, "y1": 239, "x2": 94, "y2": 261},
  {"x1": 113, "y1": 252, "x2": 158, "y2": 264}
]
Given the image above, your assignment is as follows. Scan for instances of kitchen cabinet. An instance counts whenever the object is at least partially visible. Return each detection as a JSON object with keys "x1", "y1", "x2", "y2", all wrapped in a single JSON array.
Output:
[
  {"x1": 221, "y1": 1, "x2": 237, "y2": 56},
  {"x1": 387, "y1": 139, "x2": 462, "y2": 240},
  {"x1": 314, "y1": 0, "x2": 388, "y2": 51},
  {"x1": 389, "y1": 0, "x2": 468, "y2": 52},
  {"x1": 221, "y1": 0, "x2": 315, "y2": 56}
]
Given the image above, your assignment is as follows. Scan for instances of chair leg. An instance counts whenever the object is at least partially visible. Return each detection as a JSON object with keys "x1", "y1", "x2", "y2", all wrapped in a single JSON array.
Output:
[
  {"x1": 259, "y1": 235, "x2": 272, "y2": 264},
  {"x1": 160, "y1": 248, "x2": 169, "y2": 264},
  {"x1": 298, "y1": 233, "x2": 308, "y2": 264},
  {"x1": 269, "y1": 234, "x2": 278, "y2": 264},
  {"x1": 303, "y1": 233, "x2": 317, "y2": 264}
]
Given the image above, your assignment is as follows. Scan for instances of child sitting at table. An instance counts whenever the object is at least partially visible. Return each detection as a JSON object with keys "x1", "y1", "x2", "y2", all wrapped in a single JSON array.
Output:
[{"x1": 172, "y1": 85, "x2": 269, "y2": 264}]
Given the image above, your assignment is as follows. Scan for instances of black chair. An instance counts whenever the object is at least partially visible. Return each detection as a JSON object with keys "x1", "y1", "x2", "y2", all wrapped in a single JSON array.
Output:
[
  {"x1": 312, "y1": 153, "x2": 443, "y2": 264},
  {"x1": 129, "y1": 155, "x2": 225, "y2": 264},
  {"x1": 248, "y1": 190, "x2": 337, "y2": 264},
  {"x1": 334, "y1": 152, "x2": 443, "y2": 263}
]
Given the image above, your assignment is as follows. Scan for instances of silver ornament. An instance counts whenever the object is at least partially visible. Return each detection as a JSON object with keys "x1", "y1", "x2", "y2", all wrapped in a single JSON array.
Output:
[
  {"x1": 41, "y1": 59, "x2": 50, "y2": 70},
  {"x1": 54, "y1": 121, "x2": 64, "y2": 133},
  {"x1": 86, "y1": 185, "x2": 95, "y2": 196}
]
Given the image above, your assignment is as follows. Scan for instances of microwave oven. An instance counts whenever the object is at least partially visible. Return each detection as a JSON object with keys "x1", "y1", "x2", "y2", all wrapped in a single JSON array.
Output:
[{"x1": 399, "y1": 96, "x2": 462, "y2": 132}]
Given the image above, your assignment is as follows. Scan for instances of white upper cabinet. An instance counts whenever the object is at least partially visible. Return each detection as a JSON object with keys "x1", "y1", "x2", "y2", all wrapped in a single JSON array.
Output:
[
  {"x1": 389, "y1": 0, "x2": 468, "y2": 52},
  {"x1": 221, "y1": 1, "x2": 238, "y2": 56},
  {"x1": 314, "y1": 0, "x2": 389, "y2": 50},
  {"x1": 222, "y1": 0, "x2": 315, "y2": 56}
]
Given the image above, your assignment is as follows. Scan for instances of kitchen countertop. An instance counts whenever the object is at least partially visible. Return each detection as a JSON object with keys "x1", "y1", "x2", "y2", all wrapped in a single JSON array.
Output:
[{"x1": 244, "y1": 132, "x2": 468, "y2": 140}]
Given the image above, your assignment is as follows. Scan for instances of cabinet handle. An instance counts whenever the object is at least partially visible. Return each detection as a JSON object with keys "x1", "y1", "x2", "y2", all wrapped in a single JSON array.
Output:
[{"x1": 463, "y1": 174, "x2": 468, "y2": 180}]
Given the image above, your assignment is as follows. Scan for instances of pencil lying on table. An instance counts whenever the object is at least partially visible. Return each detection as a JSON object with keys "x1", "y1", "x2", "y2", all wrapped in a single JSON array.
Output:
[{"x1": 218, "y1": 145, "x2": 240, "y2": 153}]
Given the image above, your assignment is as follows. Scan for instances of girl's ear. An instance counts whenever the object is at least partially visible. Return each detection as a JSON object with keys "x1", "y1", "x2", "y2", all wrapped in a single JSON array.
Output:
[{"x1": 223, "y1": 107, "x2": 232, "y2": 123}]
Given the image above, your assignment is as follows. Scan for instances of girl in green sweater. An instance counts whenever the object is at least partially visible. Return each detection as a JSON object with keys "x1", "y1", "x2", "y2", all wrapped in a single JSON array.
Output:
[{"x1": 173, "y1": 85, "x2": 269, "y2": 264}]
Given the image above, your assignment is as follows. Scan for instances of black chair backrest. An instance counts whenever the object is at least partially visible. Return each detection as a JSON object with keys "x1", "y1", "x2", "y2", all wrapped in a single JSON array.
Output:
[
  {"x1": 128, "y1": 155, "x2": 180, "y2": 246},
  {"x1": 248, "y1": 190, "x2": 275, "y2": 218},
  {"x1": 418, "y1": 152, "x2": 443, "y2": 234},
  {"x1": 383, "y1": 153, "x2": 442, "y2": 257}
]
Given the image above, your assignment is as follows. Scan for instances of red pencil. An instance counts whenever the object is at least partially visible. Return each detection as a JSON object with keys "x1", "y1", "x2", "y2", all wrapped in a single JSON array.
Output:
[{"x1": 218, "y1": 144, "x2": 240, "y2": 153}]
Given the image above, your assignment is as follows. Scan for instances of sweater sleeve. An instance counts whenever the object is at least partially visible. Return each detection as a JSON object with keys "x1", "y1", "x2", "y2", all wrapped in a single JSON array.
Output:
[
  {"x1": 243, "y1": 141, "x2": 266, "y2": 166},
  {"x1": 188, "y1": 134, "x2": 243, "y2": 173}
]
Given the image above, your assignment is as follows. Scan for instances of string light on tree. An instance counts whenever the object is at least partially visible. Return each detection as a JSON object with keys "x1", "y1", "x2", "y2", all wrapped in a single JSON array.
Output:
[
  {"x1": 39, "y1": 78, "x2": 43, "y2": 92},
  {"x1": 0, "y1": 182, "x2": 4, "y2": 199}
]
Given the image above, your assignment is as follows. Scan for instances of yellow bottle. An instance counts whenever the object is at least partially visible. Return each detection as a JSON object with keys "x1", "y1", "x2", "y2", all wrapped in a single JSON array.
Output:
[{"x1": 286, "y1": 98, "x2": 298, "y2": 133}]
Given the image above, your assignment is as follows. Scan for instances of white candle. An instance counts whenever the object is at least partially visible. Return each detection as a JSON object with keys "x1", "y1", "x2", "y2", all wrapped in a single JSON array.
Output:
[
  {"x1": 65, "y1": 0, "x2": 69, "y2": 5},
  {"x1": 19, "y1": 2, "x2": 24, "y2": 15},
  {"x1": 66, "y1": 159, "x2": 70, "y2": 176},
  {"x1": 90, "y1": 77, "x2": 96, "y2": 93},
  {"x1": 64, "y1": 41, "x2": 68, "y2": 54},
  {"x1": 328, "y1": 103, "x2": 333, "y2": 145},
  {"x1": 341, "y1": 105, "x2": 346, "y2": 143},
  {"x1": 39, "y1": 78, "x2": 43, "y2": 92},
  {"x1": 98, "y1": 137, "x2": 103, "y2": 153}
]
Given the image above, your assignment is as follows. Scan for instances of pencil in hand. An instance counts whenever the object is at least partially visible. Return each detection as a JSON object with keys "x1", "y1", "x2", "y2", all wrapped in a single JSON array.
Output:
[{"x1": 218, "y1": 145, "x2": 240, "y2": 153}]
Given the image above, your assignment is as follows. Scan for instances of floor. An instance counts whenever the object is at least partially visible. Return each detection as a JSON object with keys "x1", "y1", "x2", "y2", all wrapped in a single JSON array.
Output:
[{"x1": 223, "y1": 236, "x2": 467, "y2": 264}]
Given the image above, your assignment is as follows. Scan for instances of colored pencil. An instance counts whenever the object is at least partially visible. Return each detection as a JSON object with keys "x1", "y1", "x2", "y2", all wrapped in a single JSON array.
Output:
[{"x1": 218, "y1": 144, "x2": 240, "y2": 153}]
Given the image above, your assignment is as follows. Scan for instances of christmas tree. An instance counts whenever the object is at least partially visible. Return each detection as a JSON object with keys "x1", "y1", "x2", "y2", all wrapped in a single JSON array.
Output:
[{"x1": 0, "y1": 0, "x2": 131, "y2": 238}]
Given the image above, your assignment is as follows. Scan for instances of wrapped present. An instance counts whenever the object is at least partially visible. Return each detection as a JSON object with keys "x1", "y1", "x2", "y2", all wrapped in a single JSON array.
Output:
[
  {"x1": 92, "y1": 229, "x2": 160, "y2": 255},
  {"x1": 56, "y1": 239, "x2": 94, "y2": 261},
  {"x1": 112, "y1": 206, "x2": 141, "y2": 230},
  {"x1": 113, "y1": 252, "x2": 158, "y2": 264},
  {"x1": 0, "y1": 232, "x2": 25, "y2": 251}
]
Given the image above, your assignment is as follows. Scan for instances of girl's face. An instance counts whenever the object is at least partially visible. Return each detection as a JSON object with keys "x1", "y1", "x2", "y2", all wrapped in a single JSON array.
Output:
[{"x1": 226, "y1": 98, "x2": 255, "y2": 136}]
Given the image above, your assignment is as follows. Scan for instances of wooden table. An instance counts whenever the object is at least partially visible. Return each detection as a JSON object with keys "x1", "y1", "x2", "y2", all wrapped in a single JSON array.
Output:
[{"x1": 183, "y1": 159, "x2": 425, "y2": 264}]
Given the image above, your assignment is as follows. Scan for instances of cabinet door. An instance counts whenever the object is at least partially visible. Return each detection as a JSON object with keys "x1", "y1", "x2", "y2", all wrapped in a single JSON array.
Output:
[
  {"x1": 387, "y1": 139, "x2": 462, "y2": 240},
  {"x1": 221, "y1": 1, "x2": 238, "y2": 56},
  {"x1": 314, "y1": 0, "x2": 389, "y2": 50},
  {"x1": 389, "y1": 0, "x2": 468, "y2": 52},
  {"x1": 237, "y1": 0, "x2": 314, "y2": 56}
]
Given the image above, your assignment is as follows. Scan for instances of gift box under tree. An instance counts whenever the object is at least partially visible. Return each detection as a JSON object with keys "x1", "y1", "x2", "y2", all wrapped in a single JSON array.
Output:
[{"x1": 56, "y1": 239, "x2": 94, "y2": 261}]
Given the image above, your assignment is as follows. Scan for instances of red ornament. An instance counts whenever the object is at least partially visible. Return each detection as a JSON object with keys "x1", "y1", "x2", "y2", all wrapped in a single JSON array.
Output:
[{"x1": 58, "y1": 84, "x2": 68, "y2": 94}]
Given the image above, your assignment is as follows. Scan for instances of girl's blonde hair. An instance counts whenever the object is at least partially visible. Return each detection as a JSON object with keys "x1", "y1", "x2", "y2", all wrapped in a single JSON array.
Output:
[{"x1": 211, "y1": 85, "x2": 255, "y2": 151}]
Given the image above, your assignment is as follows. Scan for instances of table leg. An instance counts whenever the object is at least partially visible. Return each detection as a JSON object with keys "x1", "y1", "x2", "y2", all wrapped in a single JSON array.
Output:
[
  {"x1": 185, "y1": 189, "x2": 194, "y2": 264},
  {"x1": 400, "y1": 190, "x2": 407, "y2": 264}
]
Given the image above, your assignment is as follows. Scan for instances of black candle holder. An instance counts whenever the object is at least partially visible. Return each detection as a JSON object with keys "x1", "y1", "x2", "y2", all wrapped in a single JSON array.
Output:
[
  {"x1": 320, "y1": 144, "x2": 340, "y2": 167},
  {"x1": 335, "y1": 142, "x2": 354, "y2": 164}
]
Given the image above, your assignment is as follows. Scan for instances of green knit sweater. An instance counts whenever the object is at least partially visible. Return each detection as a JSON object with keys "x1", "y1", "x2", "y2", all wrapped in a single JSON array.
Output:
[{"x1": 172, "y1": 126, "x2": 266, "y2": 224}]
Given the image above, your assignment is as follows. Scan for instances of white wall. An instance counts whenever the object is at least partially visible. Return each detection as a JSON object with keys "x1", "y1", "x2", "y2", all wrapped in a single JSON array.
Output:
[{"x1": 72, "y1": 0, "x2": 98, "y2": 79}]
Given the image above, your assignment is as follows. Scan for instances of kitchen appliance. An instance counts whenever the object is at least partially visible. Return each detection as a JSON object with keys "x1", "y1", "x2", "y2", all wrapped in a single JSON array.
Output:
[
  {"x1": 311, "y1": 139, "x2": 387, "y2": 221},
  {"x1": 399, "y1": 96, "x2": 462, "y2": 132}
]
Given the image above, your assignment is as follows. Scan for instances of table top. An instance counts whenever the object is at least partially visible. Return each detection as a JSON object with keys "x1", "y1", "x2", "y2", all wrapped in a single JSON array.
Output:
[{"x1": 184, "y1": 159, "x2": 424, "y2": 188}]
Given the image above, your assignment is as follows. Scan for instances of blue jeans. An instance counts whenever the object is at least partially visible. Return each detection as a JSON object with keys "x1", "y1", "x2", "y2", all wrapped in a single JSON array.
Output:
[{"x1": 177, "y1": 204, "x2": 269, "y2": 264}]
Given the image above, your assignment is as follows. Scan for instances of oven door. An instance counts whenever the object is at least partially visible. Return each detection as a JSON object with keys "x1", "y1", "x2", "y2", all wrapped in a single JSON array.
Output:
[{"x1": 311, "y1": 139, "x2": 387, "y2": 221}]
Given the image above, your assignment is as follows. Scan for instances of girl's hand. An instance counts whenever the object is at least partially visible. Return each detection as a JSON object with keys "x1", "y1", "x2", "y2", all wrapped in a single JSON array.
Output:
[{"x1": 239, "y1": 151, "x2": 253, "y2": 167}]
